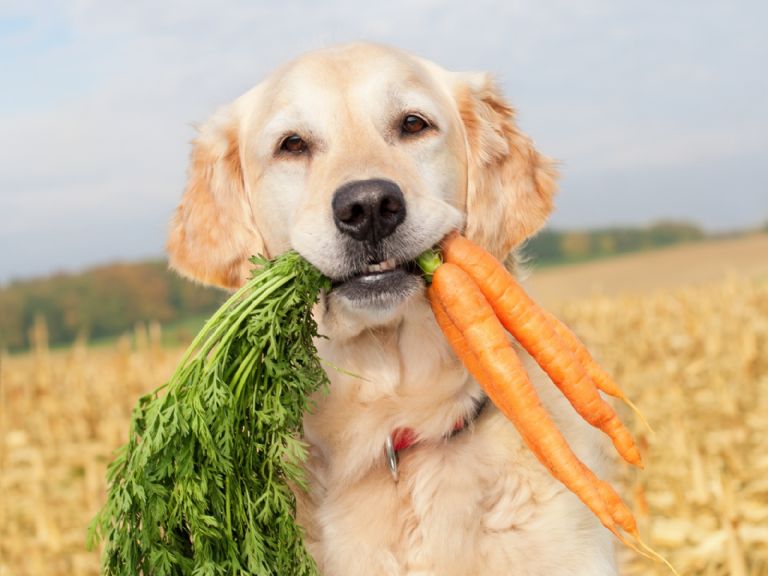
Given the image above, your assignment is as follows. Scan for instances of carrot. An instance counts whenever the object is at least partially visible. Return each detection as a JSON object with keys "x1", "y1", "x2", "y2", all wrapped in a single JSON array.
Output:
[
  {"x1": 540, "y1": 308, "x2": 653, "y2": 431},
  {"x1": 540, "y1": 308, "x2": 624, "y2": 398},
  {"x1": 429, "y1": 295, "x2": 488, "y2": 383},
  {"x1": 429, "y1": 263, "x2": 628, "y2": 537},
  {"x1": 539, "y1": 308, "x2": 653, "y2": 433},
  {"x1": 422, "y1": 235, "x2": 677, "y2": 571},
  {"x1": 440, "y1": 233, "x2": 642, "y2": 467}
]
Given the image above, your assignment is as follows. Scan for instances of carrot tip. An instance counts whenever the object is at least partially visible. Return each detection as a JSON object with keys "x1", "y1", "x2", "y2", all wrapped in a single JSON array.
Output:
[
  {"x1": 632, "y1": 534, "x2": 681, "y2": 576},
  {"x1": 609, "y1": 522, "x2": 679, "y2": 576},
  {"x1": 623, "y1": 396, "x2": 655, "y2": 436},
  {"x1": 617, "y1": 444, "x2": 644, "y2": 468}
]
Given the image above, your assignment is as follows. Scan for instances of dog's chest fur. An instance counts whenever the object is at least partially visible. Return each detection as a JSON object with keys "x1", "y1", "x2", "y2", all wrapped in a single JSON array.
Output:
[{"x1": 295, "y1": 298, "x2": 618, "y2": 576}]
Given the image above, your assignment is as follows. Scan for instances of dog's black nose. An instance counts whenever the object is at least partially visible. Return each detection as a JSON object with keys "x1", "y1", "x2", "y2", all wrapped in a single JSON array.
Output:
[{"x1": 332, "y1": 179, "x2": 406, "y2": 242}]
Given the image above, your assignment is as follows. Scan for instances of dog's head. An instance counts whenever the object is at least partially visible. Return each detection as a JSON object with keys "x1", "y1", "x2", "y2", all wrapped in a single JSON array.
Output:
[{"x1": 167, "y1": 44, "x2": 556, "y2": 329}]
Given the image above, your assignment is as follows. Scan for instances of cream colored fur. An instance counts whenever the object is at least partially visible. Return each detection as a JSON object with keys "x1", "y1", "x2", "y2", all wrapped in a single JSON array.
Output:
[{"x1": 167, "y1": 43, "x2": 618, "y2": 575}]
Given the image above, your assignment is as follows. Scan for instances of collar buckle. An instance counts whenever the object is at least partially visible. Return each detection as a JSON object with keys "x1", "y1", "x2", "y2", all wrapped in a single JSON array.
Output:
[{"x1": 385, "y1": 434, "x2": 399, "y2": 482}]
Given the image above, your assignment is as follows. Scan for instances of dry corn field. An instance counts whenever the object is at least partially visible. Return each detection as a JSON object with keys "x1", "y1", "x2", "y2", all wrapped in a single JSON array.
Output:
[{"x1": 2, "y1": 253, "x2": 767, "y2": 574}]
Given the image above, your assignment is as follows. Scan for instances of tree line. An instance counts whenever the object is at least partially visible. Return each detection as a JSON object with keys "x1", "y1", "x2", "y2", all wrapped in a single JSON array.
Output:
[
  {"x1": 523, "y1": 221, "x2": 706, "y2": 266},
  {"x1": 0, "y1": 261, "x2": 225, "y2": 351},
  {"x1": 0, "y1": 221, "x2": 719, "y2": 351}
]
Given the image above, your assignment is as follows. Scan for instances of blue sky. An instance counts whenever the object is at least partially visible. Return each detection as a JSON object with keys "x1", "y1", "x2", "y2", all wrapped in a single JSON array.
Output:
[{"x1": 1, "y1": 0, "x2": 766, "y2": 281}]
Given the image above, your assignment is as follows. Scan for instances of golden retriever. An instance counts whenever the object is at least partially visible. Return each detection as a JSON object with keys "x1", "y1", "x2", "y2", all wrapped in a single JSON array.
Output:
[{"x1": 167, "y1": 43, "x2": 618, "y2": 575}]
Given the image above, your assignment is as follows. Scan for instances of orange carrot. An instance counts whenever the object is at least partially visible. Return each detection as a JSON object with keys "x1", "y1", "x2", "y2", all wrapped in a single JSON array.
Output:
[
  {"x1": 429, "y1": 263, "x2": 630, "y2": 536},
  {"x1": 430, "y1": 295, "x2": 488, "y2": 382},
  {"x1": 539, "y1": 308, "x2": 653, "y2": 433},
  {"x1": 424, "y1": 235, "x2": 677, "y2": 571},
  {"x1": 540, "y1": 308, "x2": 624, "y2": 398},
  {"x1": 441, "y1": 233, "x2": 642, "y2": 467}
]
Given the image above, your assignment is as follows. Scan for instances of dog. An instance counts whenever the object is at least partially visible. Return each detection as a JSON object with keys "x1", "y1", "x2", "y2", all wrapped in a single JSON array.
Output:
[{"x1": 167, "y1": 43, "x2": 618, "y2": 576}]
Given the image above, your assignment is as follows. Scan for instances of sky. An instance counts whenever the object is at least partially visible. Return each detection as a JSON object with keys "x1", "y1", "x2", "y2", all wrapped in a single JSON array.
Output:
[{"x1": 1, "y1": 0, "x2": 766, "y2": 282}]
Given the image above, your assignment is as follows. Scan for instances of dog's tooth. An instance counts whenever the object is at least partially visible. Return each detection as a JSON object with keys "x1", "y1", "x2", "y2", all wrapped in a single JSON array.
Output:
[{"x1": 364, "y1": 260, "x2": 397, "y2": 274}]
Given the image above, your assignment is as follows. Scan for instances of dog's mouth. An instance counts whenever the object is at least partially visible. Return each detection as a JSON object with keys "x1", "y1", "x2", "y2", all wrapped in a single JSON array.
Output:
[{"x1": 330, "y1": 257, "x2": 423, "y2": 307}]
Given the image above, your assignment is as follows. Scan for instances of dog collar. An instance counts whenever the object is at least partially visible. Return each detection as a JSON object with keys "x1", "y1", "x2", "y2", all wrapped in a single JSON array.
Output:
[{"x1": 385, "y1": 394, "x2": 489, "y2": 482}]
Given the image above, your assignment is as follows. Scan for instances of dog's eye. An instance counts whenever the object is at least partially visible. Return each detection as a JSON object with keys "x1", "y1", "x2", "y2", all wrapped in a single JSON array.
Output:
[
  {"x1": 279, "y1": 134, "x2": 308, "y2": 154},
  {"x1": 401, "y1": 114, "x2": 429, "y2": 135}
]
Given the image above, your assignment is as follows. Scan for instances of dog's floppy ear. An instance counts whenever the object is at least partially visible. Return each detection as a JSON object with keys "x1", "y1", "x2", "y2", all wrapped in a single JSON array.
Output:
[
  {"x1": 167, "y1": 104, "x2": 265, "y2": 289},
  {"x1": 456, "y1": 73, "x2": 558, "y2": 259}
]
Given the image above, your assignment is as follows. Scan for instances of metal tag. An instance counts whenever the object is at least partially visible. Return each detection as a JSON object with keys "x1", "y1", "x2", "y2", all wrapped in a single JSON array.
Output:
[{"x1": 385, "y1": 434, "x2": 399, "y2": 482}]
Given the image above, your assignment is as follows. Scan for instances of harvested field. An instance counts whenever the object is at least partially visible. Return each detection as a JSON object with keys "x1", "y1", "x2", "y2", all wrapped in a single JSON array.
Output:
[
  {"x1": 0, "y1": 325, "x2": 181, "y2": 576},
  {"x1": 2, "y1": 240, "x2": 767, "y2": 575},
  {"x1": 526, "y1": 233, "x2": 768, "y2": 305},
  {"x1": 563, "y1": 275, "x2": 768, "y2": 575}
]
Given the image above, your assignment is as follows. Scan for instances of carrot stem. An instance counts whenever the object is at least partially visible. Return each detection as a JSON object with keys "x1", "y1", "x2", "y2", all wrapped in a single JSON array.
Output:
[{"x1": 415, "y1": 248, "x2": 442, "y2": 282}]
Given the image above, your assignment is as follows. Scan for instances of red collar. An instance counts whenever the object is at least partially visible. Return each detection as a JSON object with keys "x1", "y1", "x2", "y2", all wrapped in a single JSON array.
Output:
[{"x1": 385, "y1": 395, "x2": 489, "y2": 481}]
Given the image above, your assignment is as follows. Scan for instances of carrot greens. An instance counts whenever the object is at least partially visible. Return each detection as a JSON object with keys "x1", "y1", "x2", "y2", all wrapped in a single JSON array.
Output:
[{"x1": 89, "y1": 251, "x2": 330, "y2": 576}]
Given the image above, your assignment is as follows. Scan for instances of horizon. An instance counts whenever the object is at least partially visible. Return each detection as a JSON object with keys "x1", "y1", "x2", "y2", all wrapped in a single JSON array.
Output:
[
  {"x1": 2, "y1": 218, "x2": 762, "y2": 286},
  {"x1": 2, "y1": 1, "x2": 767, "y2": 282}
]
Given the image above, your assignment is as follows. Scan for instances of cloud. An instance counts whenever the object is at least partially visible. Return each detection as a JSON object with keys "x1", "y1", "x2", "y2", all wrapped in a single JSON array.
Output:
[{"x1": 1, "y1": 0, "x2": 767, "y2": 280}]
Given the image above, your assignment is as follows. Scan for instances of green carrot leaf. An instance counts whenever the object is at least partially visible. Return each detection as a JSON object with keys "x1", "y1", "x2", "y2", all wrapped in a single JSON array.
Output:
[{"x1": 91, "y1": 251, "x2": 330, "y2": 576}]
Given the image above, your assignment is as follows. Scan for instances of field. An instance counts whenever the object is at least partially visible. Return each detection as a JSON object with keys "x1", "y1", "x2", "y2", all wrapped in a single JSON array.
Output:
[{"x1": 2, "y1": 234, "x2": 767, "y2": 575}]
